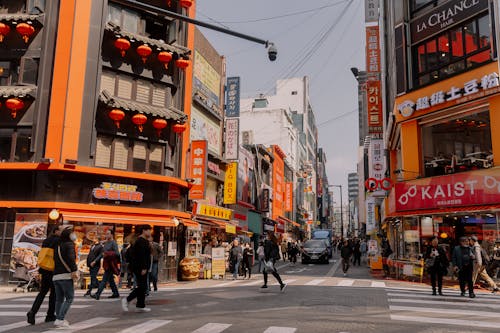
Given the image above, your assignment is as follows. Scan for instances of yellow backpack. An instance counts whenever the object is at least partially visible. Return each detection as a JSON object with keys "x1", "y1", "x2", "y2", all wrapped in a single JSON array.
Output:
[{"x1": 37, "y1": 247, "x2": 55, "y2": 271}]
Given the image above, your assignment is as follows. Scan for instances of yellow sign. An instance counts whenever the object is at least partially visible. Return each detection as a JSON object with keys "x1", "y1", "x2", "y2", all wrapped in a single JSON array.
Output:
[
  {"x1": 197, "y1": 203, "x2": 233, "y2": 220},
  {"x1": 223, "y1": 162, "x2": 237, "y2": 204},
  {"x1": 225, "y1": 224, "x2": 236, "y2": 234}
]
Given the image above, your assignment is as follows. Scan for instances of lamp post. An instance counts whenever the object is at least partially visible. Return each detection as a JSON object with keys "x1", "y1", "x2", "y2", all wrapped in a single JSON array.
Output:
[{"x1": 329, "y1": 185, "x2": 343, "y2": 238}]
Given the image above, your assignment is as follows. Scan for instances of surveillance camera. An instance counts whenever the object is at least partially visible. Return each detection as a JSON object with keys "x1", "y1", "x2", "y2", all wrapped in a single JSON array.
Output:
[{"x1": 268, "y1": 43, "x2": 277, "y2": 61}]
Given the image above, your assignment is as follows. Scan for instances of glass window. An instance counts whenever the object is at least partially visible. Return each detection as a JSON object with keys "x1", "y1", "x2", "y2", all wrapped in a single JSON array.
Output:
[
  {"x1": 21, "y1": 58, "x2": 38, "y2": 85},
  {"x1": 451, "y1": 27, "x2": 464, "y2": 60},
  {"x1": 149, "y1": 145, "x2": 163, "y2": 174},
  {"x1": 14, "y1": 130, "x2": 32, "y2": 162},
  {"x1": 464, "y1": 21, "x2": 478, "y2": 54},
  {"x1": 0, "y1": 0, "x2": 25, "y2": 13},
  {"x1": 122, "y1": 9, "x2": 139, "y2": 33},
  {"x1": 467, "y1": 49, "x2": 491, "y2": 68},
  {"x1": 426, "y1": 40, "x2": 438, "y2": 69},
  {"x1": 478, "y1": 15, "x2": 490, "y2": 48},
  {"x1": 107, "y1": 4, "x2": 121, "y2": 26},
  {"x1": 438, "y1": 34, "x2": 449, "y2": 65},
  {"x1": 132, "y1": 142, "x2": 147, "y2": 172},
  {"x1": 417, "y1": 44, "x2": 426, "y2": 73}
]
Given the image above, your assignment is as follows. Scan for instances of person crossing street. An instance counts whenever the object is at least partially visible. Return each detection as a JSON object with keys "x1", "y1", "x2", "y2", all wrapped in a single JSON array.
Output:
[{"x1": 92, "y1": 229, "x2": 120, "y2": 300}]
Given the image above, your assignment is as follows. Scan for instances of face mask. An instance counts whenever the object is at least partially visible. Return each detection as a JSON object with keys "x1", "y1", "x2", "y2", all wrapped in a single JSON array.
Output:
[{"x1": 70, "y1": 233, "x2": 77, "y2": 241}]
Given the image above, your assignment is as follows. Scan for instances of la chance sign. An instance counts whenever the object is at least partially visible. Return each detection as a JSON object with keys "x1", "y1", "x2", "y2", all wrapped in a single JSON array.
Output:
[{"x1": 410, "y1": 0, "x2": 488, "y2": 44}]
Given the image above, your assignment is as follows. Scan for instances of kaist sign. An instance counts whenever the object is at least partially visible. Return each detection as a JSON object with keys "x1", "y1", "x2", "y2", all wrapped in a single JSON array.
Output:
[{"x1": 93, "y1": 182, "x2": 143, "y2": 202}]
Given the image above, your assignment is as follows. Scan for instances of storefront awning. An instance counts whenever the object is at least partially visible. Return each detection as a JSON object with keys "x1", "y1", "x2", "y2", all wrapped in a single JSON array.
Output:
[
  {"x1": 195, "y1": 217, "x2": 228, "y2": 229},
  {"x1": 60, "y1": 210, "x2": 177, "y2": 227},
  {"x1": 387, "y1": 204, "x2": 500, "y2": 218},
  {"x1": 277, "y1": 216, "x2": 300, "y2": 227},
  {"x1": 180, "y1": 218, "x2": 199, "y2": 228}
]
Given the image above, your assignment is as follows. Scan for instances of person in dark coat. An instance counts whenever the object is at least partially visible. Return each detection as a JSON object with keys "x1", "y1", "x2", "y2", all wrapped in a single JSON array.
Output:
[
  {"x1": 452, "y1": 236, "x2": 475, "y2": 298},
  {"x1": 425, "y1": 236, "x2": 449, "y2": 295},
  {"x1": 288, "y1": 241, "x2": 299, "y2": 265},
  {"x1": 229, "y1": 239, "x2": 243, "y2": 280},
  {"x1": 92, "y1": 229, "x2": 120, "y2": 300},
  {"x1": 122, "y1": 225, "x2": 152, "y2": 312},
  {"x1": 353, "y1": 239, "x2": 362, "y2": 266},
  {"x1": 84, "y1": 236, "x2": 103, "y2": 297},
  {"x1": 340, "y1": 239, "x2": 353, "y2": 276},
  {"x1": 242, "y1": 242, "x2": 254, "y2": 279},
  {"x1": 261, "y1": 232, "x2": 286, "y2": 292},
  {"x1": 27, "y1": 225, "x2": 62, "y2": 325}
]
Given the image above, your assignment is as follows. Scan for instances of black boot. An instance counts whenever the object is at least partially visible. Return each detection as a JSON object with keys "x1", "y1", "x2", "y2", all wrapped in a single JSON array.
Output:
[{"x1": 26, "y1": 311, "x2": 35, "y2": 325}]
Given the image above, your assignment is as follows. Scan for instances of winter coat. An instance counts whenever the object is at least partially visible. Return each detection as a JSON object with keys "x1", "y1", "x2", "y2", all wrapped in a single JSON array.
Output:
[
  {"x1": 452, "y1": 245, "x2": 473, "y2": 270},
  {"x1": 53, "y1": 240, "x2": 77, "y2": 280},
  {"x1": 340, "y1": 245, "x2": 353, "y2": 260},
  {"x1": 264, "y1": 240, "x2": 280, "y2": 262},
  {"x1": 425, "y1": 245, "x2": 448, "y2": 273},
  {"x1": 129, "y1": 236, "x2": 151, "y2": 273}
]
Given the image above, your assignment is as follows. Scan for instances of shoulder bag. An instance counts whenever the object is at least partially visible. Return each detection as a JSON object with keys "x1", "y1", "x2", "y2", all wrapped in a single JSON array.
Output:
[{"x1": 58, "y1": 246, "x2": 78, "y2": 281}]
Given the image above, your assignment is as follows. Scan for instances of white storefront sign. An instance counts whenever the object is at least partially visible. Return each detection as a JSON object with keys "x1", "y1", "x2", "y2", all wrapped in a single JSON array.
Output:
[
  {"x1": 365, "y1": 0, "x2": 379, "y2": 22},
  {"x1": 366, "y1": 196, "x2": 376, "y2": 234},
  {"x1": 224, "y1": 118, "x2": 239, "y2": 160},
  {"x1": 190, "y1": 105, "x2": 222, "y2": 156}
]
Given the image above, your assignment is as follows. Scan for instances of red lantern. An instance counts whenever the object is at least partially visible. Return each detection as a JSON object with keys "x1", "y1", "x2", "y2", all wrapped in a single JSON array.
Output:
[
  {"x1": 0, "y1": 23, "x2": 10, "y2": 42},
  {"x1": 175, "y1": 59, "x2": 190, "y2": 70},
  {"x1": 16, "y1": 22, "x2": 35, "y2": 43},
  {"x1": 157, "y1": 51, "x2": 172, "y2": 69},
  {"x1": 6, "y1": 98, "x2": 24, "y2": 119},
  {"x1": 114, "y1": 38, "x2": 131, "y2": 57},
  {"x1": 152, "y1": 118, "x2": 168, "y2": 136},
  {"x1": 180, "y1": 0, "x2": 193, "y2": 8},
  {"x1": 132, "y1": 113, "x2": 148, "y2": 132},
  {"x1": 173, "y1": 123, "x2": 187, "y2": 134},
  {"x1": 108, "y1": 109, "x2": 125, "y2": 128},
  {"x1": 136, "y1": 44, "x2": 152, "y2": 63}
]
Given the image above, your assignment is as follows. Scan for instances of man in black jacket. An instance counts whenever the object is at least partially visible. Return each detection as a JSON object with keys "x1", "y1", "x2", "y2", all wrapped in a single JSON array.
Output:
[
  {"x1": 122, "y1": 225, "x2": 152, "y2": 312},
  {"x1": 27, "y1": 225, "x2": 63, "y2": 325},
  {"x1": 340, "y1": 240, "x2": 353, "y2": 276},
  {"x1": 84, "y1": 236, "x2": 103, "y2": 297}
]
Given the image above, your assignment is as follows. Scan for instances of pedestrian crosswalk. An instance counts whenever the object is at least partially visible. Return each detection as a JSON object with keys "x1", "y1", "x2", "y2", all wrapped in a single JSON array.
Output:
[{"x1": 387, "y1": 288, "x2": 500, "y2": 329}]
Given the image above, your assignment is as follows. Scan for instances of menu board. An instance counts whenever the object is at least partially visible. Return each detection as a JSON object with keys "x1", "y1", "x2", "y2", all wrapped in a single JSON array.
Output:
[
  {"x1": 10, "y1": 213, "x2": 48, "y2": 273},
  {"x1": 211, "y1": 247, "x2": 225, "y2": 279}
]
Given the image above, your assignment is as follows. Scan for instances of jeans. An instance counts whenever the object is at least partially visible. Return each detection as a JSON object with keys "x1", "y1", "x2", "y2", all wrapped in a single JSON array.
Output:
[
  {"x1": 342, "y1": 258, "x2": 350, "y2": 273},
  {"x1": 127, "y1": 271, "x2": 147, "y2": 308},
  {"x1": 53, "y1": 279, "x2": 74, "y2": 320},
  {"x1": 149, "y1": 262, "x2": 158, "y2": 291},
  {"x1": 30, "y1": 271, "x2": 55, "y2": 318},
  {"x1": 96, "y1": 269, "x2": 119, "y2": 296},
  {"x1": 458, "y1": 265, "x2": 474, "y2": 294},
  {"x1": 233, "y1": 260, "x2": 240, "y2": 279},
  {"x1": 263, "y1": 260, "x2": 284, "y2": 286},
  {"x1": 87, "y1": 265, "x2": 99, "y2": 294}
]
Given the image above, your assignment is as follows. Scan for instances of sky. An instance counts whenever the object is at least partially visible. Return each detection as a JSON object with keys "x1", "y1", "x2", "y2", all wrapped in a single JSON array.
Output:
[{"x1": 195, "y1": 0, "x2": 365, "y2": 202}]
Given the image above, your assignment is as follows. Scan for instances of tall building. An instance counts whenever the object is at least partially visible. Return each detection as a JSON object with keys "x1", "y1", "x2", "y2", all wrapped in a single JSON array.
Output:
[{"x1": 348, "y1": 172, "x2": 359, "y2": 236}]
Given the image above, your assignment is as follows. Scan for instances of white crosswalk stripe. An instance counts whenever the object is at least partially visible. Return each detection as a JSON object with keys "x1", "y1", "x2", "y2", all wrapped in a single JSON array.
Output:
[
  {"x1": 0, "y1": 304, "x2": 89, "y2": 309},
  {"x1": 191, "y1": 323, "x2": 232, "y2": 333},
  {"x1": 0, "y1": 317, "x2": 44, "y2": 332},
  {"x1": 118, "y1": 320, "x2": 172, "y2": 333},
  {"x1": 41, "y1": 317, "x2": 116, "y2": 333},
  {"x1": 263, "y1": 326, "x2": 297, "y2": 333},
  {"x1": 337, "y1": 279, "x2": 354, "y2": 286},
  {"x1": 370, "y1": 281, "x2": 385, "y2": 288},
  {"x1": 305, "y1": 279, "x2": 325, "y2": 286}
]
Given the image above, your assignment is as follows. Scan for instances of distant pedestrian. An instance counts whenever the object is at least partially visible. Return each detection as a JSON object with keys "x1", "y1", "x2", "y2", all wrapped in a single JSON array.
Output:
[
  {"x1": 353, "y1": 239, "x2": 361, "y2": 266},
  {"x1": 381, "y1": 240, "x2": 393, "y2": 277},
  {"x1": 425, "y1": 236, "x2": 448, "y2": 296},
  {"x1": 53, "y1": 227, "x2": 79, "y2": 328},
  {"x1": 229, "y1": 239, "x2": 243, "y2": 280},
  {"x1": 242, "y1": 242, "x2": 254, "y2": 279},
  {"x1": 340, "y1": 240, "x2": 353, "y2": 276},
  {"x1": 122, "y1": 225, "x2": 152, "y2": 312},
  {"x1": 469, "y1": 236, "x2": 499, "y2": 293},
  {"x1": 92, "y1": 229, "x2": 120, "y2": 300},
  {"x1": 288, "y1": 242, "x2": 299, "y2": 265},
  {"x1": 281, "y1": 241, "x2": 288, "y2": 261},
  {"x1": 360, "y1": 239, "x2": 367, "y2": 263},
  {"x1": 261, "y1": 232, "x2": 286, "y2": 292},
  {"x1": 149, "y1": 240, "x2": 163, "y2": 292},
  {"x1": 27, "y1": 225, "x2": 62, "y2": 325},
  {"x1": 257, "y1": 241, "x2": 265, "y2": 273},
  {"x1": 84, "y1": 236, "x2": 103, "y2": 297},
  {"x1": 452, "y1": 236, "x2": 475, "y2": 298}
]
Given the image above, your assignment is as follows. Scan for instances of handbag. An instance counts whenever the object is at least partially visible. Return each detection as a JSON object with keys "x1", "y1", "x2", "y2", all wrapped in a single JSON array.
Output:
[
  {"x1": 264, "y1": 260, "x2": 275, "y2": 271},
  {"x1": 37, "y1": 247, "x2": 55, "y2": 271}
]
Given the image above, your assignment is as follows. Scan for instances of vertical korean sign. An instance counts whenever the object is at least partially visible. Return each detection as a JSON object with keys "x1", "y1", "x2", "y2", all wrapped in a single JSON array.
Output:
[
  {"x1": 284, "y1": 182, "x2": 293, "y2": 212},
  {"x1": 366, "y1": 26, "x2": 380, "y2": 75},
  {"x1": 189, "y1": 140, "x2": 208, "y2": 200},
  {"x1": 272, "y1": 146, "x2": 285, "y2": 220},
  {"x1": 224, "y1": 162, "x2": 237, "y2": 204},
  {"x1": 225, "y1": 77, "x2": 240, "y2": 117},
  {"x1": 365, "y1": 25, "x2": 383, "y2": 137},
  {"x1": 368, "y1": 139, "x2": 385, "y2": 182},
  {"x1": 364, "y1": 0, "x2": 379, "y2": 22},
  {"x1": 224, "y1": 118, "x2": 239, "y2": 160},
  {"x1": 367, "y1": 80, "x2": 382, "y2": 135}
]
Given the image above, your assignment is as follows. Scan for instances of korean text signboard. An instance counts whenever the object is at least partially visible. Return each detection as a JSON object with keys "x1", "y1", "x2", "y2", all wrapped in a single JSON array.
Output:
[
  {"x1": 285, "y1": 182, "x2": 293, "y2": 212},
  {"x1": 193, "y1": 51, "x2": 221, "y2": 106},
  {"x1": 224, "y1": 118, "x2": 239, "y2": 160},
  {"x1": 367, "y1": 80, "x2": 382, "y2": 135},
  {"x1": 364, "y1": 0, "x2": 379, "y2": 22},
  {"x1": 189, "y1": 140, "x2": 208, "y2": 200},
  {"x1": 93, "y1": 182, "x2": 144, "y2": 202},
  {"x1": 196, "y1": 203, "x2": 233, "y2": 220},
  {"x1": 226, "y1": 77, "x2": 240, "y2": 117},
  {"x1": 223, "y1": 162, "x2": 237, "y2": 204},
  {"x1": 365, "y1": 26, "x2": 380, "y2": 74}
]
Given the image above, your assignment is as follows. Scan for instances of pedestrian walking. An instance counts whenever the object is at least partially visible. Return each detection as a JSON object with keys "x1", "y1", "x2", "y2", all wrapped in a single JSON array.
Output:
[
  {"x1": 469, "y1": 236, "x2": 499, "y2": 293},
  {"x1": 229, "y1": 239, "x2": 243, "y2": 280},
  {"x1": 340, "y1": 239, "x2": 353, "y2": 276},
  {"x1": 92, "y1": 229, "x2": 120, "y2": 300},
  {"x1": 242, "y1": 242, "x2": 254, "y2": 279},
  {"x1": 487, "y1": 240, "x2": 500, "y2": 279},
  {"x1": 425, "y1": 236, "x2": 448, "y2": 296},
  {"x1": 84, "y1": 237, "x2": 103, "y2": 297},
  {"x1": 452, "y1": 236, "x2": 475, "y2": 298},
  {"x1": 27, "y1": 225, "x2": 63, "y2": 325},
  {"x1": 149, "y1": 240, "x2": 163, "y2": 292},
  {"x1": 353, "y1": 239, "x2": 362, "y2": 266},
  {"x1": 52, "y1": 227, "x2": 79, "y2": 328},
  {"x1": 288, "y1": 241, "x2": 299, "y2": 265},
  {"x1": 261, "y1": 232, "x2": 287, "y2": 292},
  {"x1": 119, "y1": 243, "x2": 131, "y2": 288},
  {"x1": 281, "y1": 241, "x2": 288, "y2": 261},
  {"x1": 360, "y1": 239, "x2": 367, "y2": 263},
  {"x1": 257, "y1": 241, "x2": 265, "y2": 273},
  {"x1": 122, "y1": 225, "x2": 152, "y2": 312}
]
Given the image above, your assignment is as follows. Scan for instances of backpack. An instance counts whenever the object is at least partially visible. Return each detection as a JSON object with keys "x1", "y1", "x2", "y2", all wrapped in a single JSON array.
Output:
[{"x1": 37, "y1": 247, "x2": 55, "y2": 271}]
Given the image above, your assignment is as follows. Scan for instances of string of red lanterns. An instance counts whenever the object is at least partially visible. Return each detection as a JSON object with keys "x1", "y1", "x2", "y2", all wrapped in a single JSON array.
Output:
[
  {"x1": 0, "y1": 21, "x2": 37, "y2": 43},
  {"x1": 0, "y1": 23, "x2": 10, "y2": 42},
  {"x1": 106, "y1": 109, "x2": 185, "y2": 136},
  {"x1": 5, "y1": 98, "x2": 25, "y2": 119}
]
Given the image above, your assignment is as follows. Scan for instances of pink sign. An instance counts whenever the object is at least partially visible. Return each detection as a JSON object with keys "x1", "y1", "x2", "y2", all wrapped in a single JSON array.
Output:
[{"x1": 395, "y1": 168, "x2": 500, "y2": 211}]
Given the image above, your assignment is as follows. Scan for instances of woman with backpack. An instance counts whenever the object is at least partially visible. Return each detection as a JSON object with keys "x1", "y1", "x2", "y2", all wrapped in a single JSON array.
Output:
[{"x1": 261, "y1": 232, "x2": 286, "y2": 292}]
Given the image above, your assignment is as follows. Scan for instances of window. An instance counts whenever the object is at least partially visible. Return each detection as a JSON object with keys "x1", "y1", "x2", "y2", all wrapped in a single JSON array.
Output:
[
  {"x1": 410, "y1": 0, "x2": 437, "y2": 15},
  {"x1": 132, "y1": 142, "x2": 147, "y2": 172},
  {"x1": 0, "y1": 61, "x2": 19, "y2": 86},
  {"x1": 413, "y1": 14, "x2": 493, "y2": 87},
  {"x1": 0, "y1": 0, "x2": 25, "y2": 13},
  {"x1": 20, "y1": 58, "x2": 38, "y2": 85},
  {"x1": 0, "y1": 128, "x2": 33, "y2": 162}
]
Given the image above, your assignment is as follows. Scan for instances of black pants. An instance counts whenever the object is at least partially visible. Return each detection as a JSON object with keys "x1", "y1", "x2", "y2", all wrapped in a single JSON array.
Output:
[
  {"x1": 127, "y1": 272, "x2": 147, "y2": 308},
  {"x1": 289, "y1": 254, "x2": 297, "y2": 264},
  {"x1": 429, "y1": 268, "x2": 443, "y2": 292},
  {"x1": 87, "y1": 265, "x2": 99, "y2": 294},
  {"x1": 342, "y1": 258, "x2": 350, "y2": 273},
  {"x1": 242, "y1": 259, "x2": 252, "y2": 278},
  {"x1": 263, "y1": 262, "x2": 283, "y2": 286},
  {"x1": 30, "y1": 271, "x2": 55, "y2": 318},
  {"x1": 458, "y1": 265, "x2": 474, "y2": 294},
  {"x1": 353, "y1": 253, "x2": 361, "y2": 266}
]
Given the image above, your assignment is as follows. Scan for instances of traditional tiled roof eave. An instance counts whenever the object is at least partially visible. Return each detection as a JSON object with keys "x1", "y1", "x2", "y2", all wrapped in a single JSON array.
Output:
[
  {"x1": 0, "y1": 14, "x2": 43, "y2": 22},
  {"x1": 0, "y1": 85, "x2": 37, "y2": 98},
  {"x1": 105, "y1": 22, "x2": 190, "y2": 57},
  {"x1": 99, "y1": 90, "x2": 187, "y2": 122}
]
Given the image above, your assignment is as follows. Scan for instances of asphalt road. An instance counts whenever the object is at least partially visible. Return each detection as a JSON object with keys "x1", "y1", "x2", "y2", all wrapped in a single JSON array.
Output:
[{"x1": 1, "y1": 257, "x2": 499, "y2": 333}]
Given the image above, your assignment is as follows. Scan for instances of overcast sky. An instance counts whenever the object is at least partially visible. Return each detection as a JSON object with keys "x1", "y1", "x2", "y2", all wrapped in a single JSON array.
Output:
[{"x1": 196, "y1": 0, "x2": 365, "y2": 202}]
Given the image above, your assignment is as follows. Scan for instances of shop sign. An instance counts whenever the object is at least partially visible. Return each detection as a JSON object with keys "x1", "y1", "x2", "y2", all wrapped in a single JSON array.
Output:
[
  {"x1": 168, "y1": 185, "x2": 181, "y2": 201},
  {"x1": 193, "y1": 51, "x2": 221, "y2": 106},
  {"x1": 367, "y1": 80, "x2": 383, "y2": 135},
  {"x1": 195, "y1": 203, "x2": 233, "y2": 220},
  {"x1": 190, "y1": 106, "x2": 222, "y2": 155},
  {"x1": 397, "y1": 72, "x2": 500, "y2": 118},
  {"x1": 263, "y1": 218, "x2": 275, "y2": 232},
  {"x1": 368, "y1": 139, "x2": 386, "y2": 196},
  {"x1": 421, "y1": 216, "x2": 434, "y2": 237},
  {"x1": 410, "y1": 0, "x2": 488, "y2": 44},
  {"x1": 276, "y1": 220, "x2": 285, "y2": 233},
  {"x1": 225, "y1": 224, "x2": 236, "y2": 234},
  {"x1": 225, "y1": 77, "x2": 240, "y2": 117},
  {"x1": 261, "y1": 188, "x2": 270, "y2": 212},
  {"x1": 224, "y1": 118, "x2": 239, "y2": 160},
  {"x1": 211, "y1": 247, "x2": 225, "y2": 278},
  {"x1": 284, "y1": 182, "x2": 293, "y2": 212},
  {"x1": 395, "y1": 168, "x2": 500, "y2": 211},
  {"x1": 272, "y1": 145, "x2": 285, "y2": 219},
  {"x1": 93, "y1": 182, "x2": 143, "y2": 202},
  {"x1": 238, "y1": 146, "x2": 255, "y2": 203},
  {"x1": 207, "y1": 161, "x2": 221, "y2": 176},
  {"x1": 366, "y1": 196, "x2": 376, "y2": 234},
  {"x1": 167, "y1": 241, "x2": 177, "y2": 257},
  {"x1": 189, "y1": 140, "x2": 208, "y2": 200},
  {"x1": 223, "y1": 162, "x2": 237, "y2": 204},
  {"x1": 365, "y1": 0, "x2": 379, "y2": 22},
  {"x1": 365, "y1": 26, "x2": 380, "y2": 74}
]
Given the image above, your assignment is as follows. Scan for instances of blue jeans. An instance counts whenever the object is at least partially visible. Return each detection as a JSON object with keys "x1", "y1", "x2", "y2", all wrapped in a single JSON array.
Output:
[
  {"x1": 53, "y1": 279, "x2": 74, "y2": 320},
  {"x1": 149, "y1": 262, "x2": 158, "y2": 291},
  {"x1": 233, "y1": 260, "x2": 240, "y2": 279},
  {"x1": 96, "y1": 269, "x2": 119, "y2": 296}
]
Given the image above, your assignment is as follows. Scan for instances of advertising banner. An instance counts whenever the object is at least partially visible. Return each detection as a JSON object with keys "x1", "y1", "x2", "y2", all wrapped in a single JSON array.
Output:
[
  {"x1": 211, "y1": 247, "x2": 225, "y2": 278},
  {"x1": 195, "y1": 202, "x2": 233, "y2": 220},
  {"x1": 224, "y1": 118, "x2": 239, "y2": 160},
  {"x1": 190, "y1": 105, "x2": 222, "y2": 155},
  {"x1": 285, "y1": 182, "x2": 293, "y2": 212},
  {"x1": 395, "y1": 168, "x2": 500, "y2": 211},
  {"x1": 364, "y1": 0, "x2": 379, "y2": 22},
  {"x1": 223, "y1": 162, "x2": 238, "y2": 204},
  {"x1": 193, "y1": 51, "x2": 221, "y2": 106},
  {"x1": 225, "y1": 77, "x2": 240, "y2": 117},
  {"x1": 367, "y1": 80, "x2": 383, "y2": 135},
  {"x1": 189, "y1": 140, "x2": 208, "y2": 200},
  {"x1": 366, "y1": 196, "x2": 376, "y2": 234},
  {"x1": 272, "y1": 146, "x2": 285, "y2": 219},
  {"x1": 365, "y1": 26, "x2": 380, "y2": 74},
  {"x1": 10, "y1": 213, "x2": 47, "y2": 275},
  {"x1": 368, "y1": 139, "x2": 386, "y2": 193},
  {"x1": 237, "y1": 146, "x2": 255, "y2": 203}
]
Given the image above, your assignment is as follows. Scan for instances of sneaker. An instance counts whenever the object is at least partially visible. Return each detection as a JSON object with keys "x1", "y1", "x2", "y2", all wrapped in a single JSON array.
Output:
[
  {"x1": 260, "y1": 285, "x2": 268, "y2": 289},
  {"x1": 107, "y1": 294, "x2": 120, "y2": 299},
  {"x1": 135, "y1": 307, "x2": 151, "y2": 313},
  {"x1": 280, "y1": 283, "x2": 287, "y2": 293},
  {"x1": 121, "y1": 297, "x2": 129, "y2": 312},
  {"x1": 26, "y1": 311, "x2": 35, "y2": 325},
  {"x1": 54, "y1": 319, "x2": 70, "y2": 328},
  {"x1": 83, "y1": 290, "x2": 90, "y2": 297}
]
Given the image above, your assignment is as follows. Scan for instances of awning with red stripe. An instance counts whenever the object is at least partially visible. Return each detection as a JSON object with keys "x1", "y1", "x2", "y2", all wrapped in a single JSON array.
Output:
[{"x1": 387, "y1": 204, "x2": 500, "y2": 218}]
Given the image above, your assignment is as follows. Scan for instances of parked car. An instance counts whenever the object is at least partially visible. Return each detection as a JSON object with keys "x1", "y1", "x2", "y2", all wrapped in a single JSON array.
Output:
[{"x1": 301, "y1": 239, "x2": 330, "y2": 264}]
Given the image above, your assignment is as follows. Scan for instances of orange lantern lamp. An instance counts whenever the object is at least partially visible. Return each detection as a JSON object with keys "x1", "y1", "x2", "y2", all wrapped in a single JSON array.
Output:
[
  {"x1": 152, "y1": 118, "x2": 168, "y2": 136},
  {"x1": 132, "y1": 113, "x2": 148, "y2": 132},
  {"x1": 6, "y1": 98, "x2": 24, "y2": 119},
  {"x1": 157, "y1": 51, "x2": 173, "y2": 69},
  {"x1": 114, "y1": 38, "x2": 131, "y2": 57},
  {"x1": 173, "y1": 123, "x2": 187, "y2": 134},
  {"x1": 136, "y1": 44, "x2": 152, "y2": 63},
  {"x1": 108, "y1": 109, "x2": 125, "y2": 128},
  {"x1": 0, "y1": 23, "x2": 10, "y2": 42},
  {"x1": 16, "y1": 22, "x2": 35, "y2": 43},
  {"x1": 180, "y1": 0, "x2": 193, "y2": 8},
  {"x1": 175, "y1": 59, "x2": 190, "y2": 70}
]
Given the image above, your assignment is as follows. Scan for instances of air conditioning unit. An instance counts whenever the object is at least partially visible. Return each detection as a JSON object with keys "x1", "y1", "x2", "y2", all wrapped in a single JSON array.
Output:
[{"x1": 241, "y1": 130, "x2": 253, "y2": 145}]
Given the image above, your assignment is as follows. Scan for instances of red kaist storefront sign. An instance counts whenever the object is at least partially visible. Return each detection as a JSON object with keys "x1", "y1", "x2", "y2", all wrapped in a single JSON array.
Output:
[{"x1": 395, "y1": 168, "x2": 500, "y2": 211}]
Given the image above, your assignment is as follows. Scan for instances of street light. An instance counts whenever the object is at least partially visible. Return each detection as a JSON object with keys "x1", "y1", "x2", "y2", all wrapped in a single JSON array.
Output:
[{"x1": 329, "y1": 185, "x2": 343, "y2": 238}]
